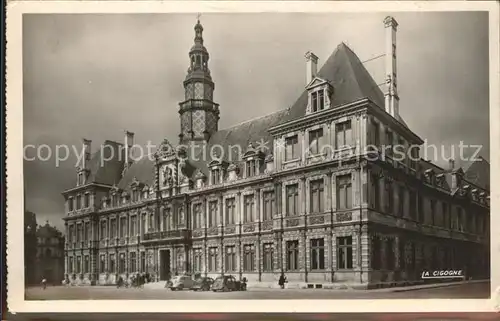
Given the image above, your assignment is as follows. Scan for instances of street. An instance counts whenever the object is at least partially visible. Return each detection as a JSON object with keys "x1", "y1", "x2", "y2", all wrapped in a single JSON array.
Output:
[{"x1": 25, "y1": 281, "x2": 490, "y2": 300}]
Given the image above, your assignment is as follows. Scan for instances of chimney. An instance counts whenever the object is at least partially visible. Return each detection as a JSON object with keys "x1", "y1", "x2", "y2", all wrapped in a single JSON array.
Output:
[
  {"x1": 449, "y1": 159, "x2": 455, "y2": 171},
  {"x1": 383, "y1": 16, "x2": 399, "y2": 118},
  {"x1": 124, "y1": 131, "x2": 134, "y2": 166},
  {"x1": 82, "y1": 139, "x2": 92, "y2": 170},
  {"x1": 305, "y1": 51, "x2": 319, "y2": 86}
]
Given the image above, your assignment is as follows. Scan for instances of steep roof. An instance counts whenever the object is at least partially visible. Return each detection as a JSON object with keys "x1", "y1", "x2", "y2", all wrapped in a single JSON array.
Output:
[
  {"x1": 187, "y1": 109, "x2": 291, "y2": 175},
  {"x1": 86, "y1": 140, "x2": 125, "y2": 185},
  {"x1": 280, "y1": 43, "x2": 407, "y2": 126},
  {"x1": 463, "y1": 156, "x2": 490, "y2": 190},
  {"x1": 114, "y1": 42, "x2": 410, "y2": 187}
]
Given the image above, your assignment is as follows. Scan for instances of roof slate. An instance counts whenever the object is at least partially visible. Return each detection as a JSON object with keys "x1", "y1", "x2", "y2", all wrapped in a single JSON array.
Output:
[
  {"x1": 87, "y1": 140, "x2": 125, "y2": 186},
  {"x1": 463, "y1": 156, "x2": 490, "y2": 190}
]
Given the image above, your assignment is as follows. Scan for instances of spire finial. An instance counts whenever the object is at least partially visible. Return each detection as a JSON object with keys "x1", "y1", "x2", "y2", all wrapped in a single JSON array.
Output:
[{"x1": 197, "y1": 13, "x2": 201, "y2": 23}]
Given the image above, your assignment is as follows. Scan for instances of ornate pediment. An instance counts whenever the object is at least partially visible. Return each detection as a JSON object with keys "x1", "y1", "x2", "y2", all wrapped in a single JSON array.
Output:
[
  {"x1": 305, "y1": 76, "x2": 329, "y2": 90},
  {"x1": 243, "y1": 142, "x2": 264, "y2": 159},
  {"x1": 194, "y1": 169, "x2": 206, "y2": 180},
  {"x1": 156, "y1": 138, "x2": 176, "y2": 159},
  {"x1": 265, "y1": 153, "x2": 274, "y2": 163}
]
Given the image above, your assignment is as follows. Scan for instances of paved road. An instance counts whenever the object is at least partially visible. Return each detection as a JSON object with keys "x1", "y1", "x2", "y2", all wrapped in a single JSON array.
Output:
[{"x1": 25, "y1": 281, "x2": 489, "y2": 300}]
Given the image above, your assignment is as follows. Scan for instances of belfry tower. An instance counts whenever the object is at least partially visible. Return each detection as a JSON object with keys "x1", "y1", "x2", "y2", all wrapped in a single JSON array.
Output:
[{"x1": 179, "y1": 17, "x2": 220, "y2": 144}]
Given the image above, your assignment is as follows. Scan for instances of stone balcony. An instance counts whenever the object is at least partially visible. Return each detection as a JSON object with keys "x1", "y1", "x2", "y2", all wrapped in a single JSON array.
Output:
[{"x1": 142, "y1": 229, "x2": 191, "y2": 243}]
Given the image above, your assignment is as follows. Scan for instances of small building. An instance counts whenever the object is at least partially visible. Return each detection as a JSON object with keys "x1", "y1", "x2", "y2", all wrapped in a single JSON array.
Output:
[{"x1": 35, "y1": 221, "x2": 65, "y2": 284}]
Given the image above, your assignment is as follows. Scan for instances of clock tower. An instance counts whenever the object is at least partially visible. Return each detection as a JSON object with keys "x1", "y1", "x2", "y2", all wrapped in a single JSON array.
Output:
[{"x1": 179, "y1": 18, "x2": 220, "y2": 144}]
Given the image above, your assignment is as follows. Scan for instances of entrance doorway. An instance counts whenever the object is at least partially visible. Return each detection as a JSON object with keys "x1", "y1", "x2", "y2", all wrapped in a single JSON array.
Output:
[{"x1": 159, "y1": 250, "x2": 171, "y2": 281}]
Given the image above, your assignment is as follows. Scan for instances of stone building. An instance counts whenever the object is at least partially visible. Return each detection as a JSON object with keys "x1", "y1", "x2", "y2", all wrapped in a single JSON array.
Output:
[
  {"x1": 24, "y1": 211, "x2": 38, "y2": 285},
  {"x1": 62, "y1": 17, "x2": 490, "y2": 288},
  {"x1": 32, "y1": 221, "x2": 65, "y2": 284}
]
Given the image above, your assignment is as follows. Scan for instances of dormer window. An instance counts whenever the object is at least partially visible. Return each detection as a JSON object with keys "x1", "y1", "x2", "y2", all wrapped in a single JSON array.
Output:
[
  {"x1": 211, "y1": 168, "x2": 221, "y2": 185},
  {"x1": 311, "y1": 90, "x2": 325, "y2": 112},
  {"x1": 84, "y1": 193, "x2": 90, "y2": 208},
  {"x1": 77, "y1": 173, "x2": 84, "y2": 186},
  {"x1": 246, "y1": 160, "x2": 258, "y2": 177}
]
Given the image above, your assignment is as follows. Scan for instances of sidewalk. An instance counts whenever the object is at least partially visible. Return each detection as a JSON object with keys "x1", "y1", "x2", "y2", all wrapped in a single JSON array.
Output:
[{"x1": 247, "y1": 279, "x2": 489, "y2": 292}]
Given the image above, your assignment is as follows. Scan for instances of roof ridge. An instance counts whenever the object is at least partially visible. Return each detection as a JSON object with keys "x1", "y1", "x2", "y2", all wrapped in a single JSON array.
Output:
[{"x1": 218, "y1": 108, "x2": 289, "y2": 132}]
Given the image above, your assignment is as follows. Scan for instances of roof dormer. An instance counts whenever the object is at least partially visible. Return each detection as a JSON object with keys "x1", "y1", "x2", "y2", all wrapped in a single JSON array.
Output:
[
  {"x1": 305, "y1": 76, "x2": 333, "y2": 115},
  {"x1": 208, "y1": 159, "x2": 227, "y2": 185}
]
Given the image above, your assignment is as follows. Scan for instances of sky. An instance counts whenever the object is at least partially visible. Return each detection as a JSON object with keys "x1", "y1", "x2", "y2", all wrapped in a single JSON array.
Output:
[{"x1": 23, "y1": 12, "x2": 490, "y2": 231}]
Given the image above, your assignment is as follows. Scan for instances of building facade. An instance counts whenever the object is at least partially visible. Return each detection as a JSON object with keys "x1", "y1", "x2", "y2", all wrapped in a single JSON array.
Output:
[
  {"x1": 35, "y1": 221, "x2": 65, "y2": 284},
  {"x1": 24, "y1": 211, "x2": 38, "y2": 285},
  {"x1": 62, "y1": 17, "x2": 490, "y2": 287}
]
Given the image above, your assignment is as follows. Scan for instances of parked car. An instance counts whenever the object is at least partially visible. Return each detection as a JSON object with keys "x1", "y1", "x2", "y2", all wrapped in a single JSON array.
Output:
[
  {"x1": 211, "y1": 275, "x2": 247, "y2": 292},
  {"x1": 191, "y1": 277, "x2": 214, "y2": 291},
  {"x1": 168, "y1": 275, "x2": 194, "y2": 291}
]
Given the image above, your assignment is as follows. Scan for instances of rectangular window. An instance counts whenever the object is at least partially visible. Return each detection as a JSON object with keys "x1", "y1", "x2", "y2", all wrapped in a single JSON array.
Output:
[
  {"x1": 335, "y1": 121, "x2": 352, "y2": 148},
  {"x1": 385, "y1": 130, "x2": 393, "y2": 157},
  {"x1": 310, "y1": 179, "x2": 324, "y2": 213},
  {"x1": 148, "y1": 214, "x2": 154, "y2": 231},
  {"x1": 263, "y1": 191, "x2": 275, "y2": 221},
  {"x1": 430, "y1": 199, "x2": 436, "y2": 225},
  {"x1": 225, "y1": 246, "x2": 236, "y2": 272},
  {"x1": 118, "y1": 254, "x2": 125, "y2": 274},
  {"x1": 208, "y1": 247, "x2": 218, "y2": 272},
  {"x1": 76, "y1": 224, "x2": 82, "y2": 243},
  {"x1": 418, "y1": 194, "x2": 424, "y2": 223},
  {"x1": 68, "y1": 198, "x2": 74, "y2": 211},
  {"x1": 310, "y1": 238, "x2": 325, "y2": 270},
  {"x1": 336, "y1": 175, "x2": 352, "y2": 210},
  {"x1": 286, "y1": 240, "x2": 299, "y2": 271},
  {"x1": 312, "y1": 91, "x2": 318, "y2": 112},
  {"x1": 318, "y1": 90, "x2": 325, "y2": 110},
  {"x1": 457, "y1": 207, "x2": 464, "y2": 231},
  {"x1": 130, "y1": 216, "x2": 137, "y2": 235},
  {"x1": 308, "y1": 128, "x2": 324, "y2": 155},
  {"x1": 263, "y1": 243, "x2": 274, "y2": 271},
  {"x1": 193, "y1": 204, "x2": 203, "y2": 228},
  {"x1": 372, "y1": 121, "x2": 380, "y2": 147},
  {"x1": 246, "y1": 160, "x2": 257, "y2": 177},
  {"x1": 386, "y1": 238, "x2": 395, "y2": 270},
  {"x1": 120, "y1": 217, "x2": 127, "y2": 238},
  {"x1": 193, "y1": 248, "x2": 203, "y2": 272},
  {"x1": 99, "y1": 255, "x2": 105, "y2": 272},
  {"x1": 385, "y1": 180, "x2": 393, "y2": 214},
  {"x1": 371, "y1": 236, "x2": 381, "y2": 270},
  {"x1": 84, "y1": 255, "x2": 90, "y2": 273},
  {"x1": 209, "y1": 201, "x2": 218, "y2": 227},
  {"x1": 140, "y1": 252, "x2": 146, "y2": 272},
  {"x1": 286, "y1": 184, "x2": 299, "y2": 216},
  {"x1": 337, "y1": 236, "x2": 353, "y2": 269},
  {"x1": 130, "y1": 252, "x2": 137, "y2": 272},
  {"x1": 409, "y1": 190, "x2": 417, "y2": 220},
  {"x1": 398, "y1": 186, "x2": 405, "y2": 217},
  {"x1": 442, "y1": 203, "x2": 449, "y2": 229},
  {"x1": 371, "y1": 174, "x2": 380, "y2": 210},
  {"x1": 285, "y1": 135, "x2": 299, "y2": 161},
  {"x1": 243, "y1": 244, "x2": 255, "y2": 271},
  {"x1": 84, "y1": 193, "x2": 90, "y2": 208},
  {"x1": 110, "y1": 219, "x2": 117, "y2": 238},
  {"x1": 76, "y1": 195, "x2": 82, "y2": 210},
  {"x1": 100, "y1": 221, "x2": 107, "y2": 239},
  {"x1": 76, "y1": 256, "x2": 82, "y2": 273},
  {"x1": 163, "y1": 208, "x2": 171, "y2": 231},
  {"x1": 212, "y1": 169, "x2": 220, "y2": 185},
  {"x1": 244, "y1": 195, "x2": 255, "y2": 223},
  {"x1": 84, "y1": 222, "x2": 90, "y2": 242},
  {"x1": 225, "y1": 198, "x2": 236, "y2": 225}
]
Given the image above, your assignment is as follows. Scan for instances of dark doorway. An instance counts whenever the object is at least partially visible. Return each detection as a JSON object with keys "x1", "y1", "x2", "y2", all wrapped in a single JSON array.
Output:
[{"x1": 159, "y1": 250, "x2": 171, "y2": 281}]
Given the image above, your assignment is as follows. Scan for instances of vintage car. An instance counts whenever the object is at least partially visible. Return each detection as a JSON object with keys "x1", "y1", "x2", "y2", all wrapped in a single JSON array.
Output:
[
  {"x1": 167, "y1": 275, "x2": 194, "y2": 291},
  {"x1": 191, "y1": 277, "x2": 214, "y2": 291},
  {"x1": 211, "y1": 275, "x2": 247, "y2": 292}
]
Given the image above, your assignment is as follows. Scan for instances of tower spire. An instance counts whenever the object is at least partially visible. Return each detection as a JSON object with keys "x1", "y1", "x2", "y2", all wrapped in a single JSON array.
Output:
[{"x1": 178, "y1": 16, "x2": 220, "y2": 144}]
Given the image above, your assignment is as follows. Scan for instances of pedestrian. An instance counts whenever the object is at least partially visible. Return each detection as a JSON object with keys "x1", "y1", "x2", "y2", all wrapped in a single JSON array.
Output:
[
  {"x1": 278, "y1": 273, "x2": 286, "y2": 289},
  {"x1": 41, "y1": 277, "x2": 47, "y2": 290}
]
